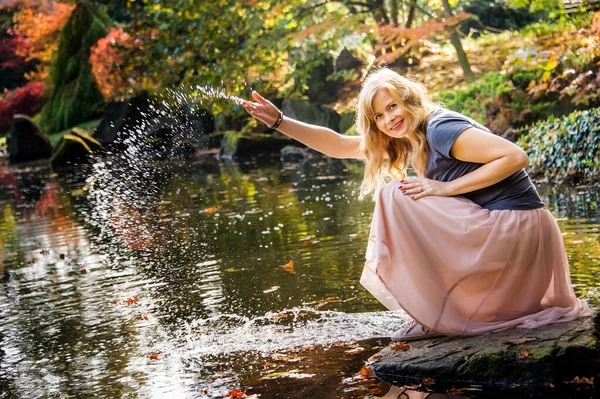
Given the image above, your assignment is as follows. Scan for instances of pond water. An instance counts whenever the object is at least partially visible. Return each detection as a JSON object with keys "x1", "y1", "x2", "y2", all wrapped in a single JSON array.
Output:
[{"x1": 0, "y1": 153, "x2": 598, "y2": 399}]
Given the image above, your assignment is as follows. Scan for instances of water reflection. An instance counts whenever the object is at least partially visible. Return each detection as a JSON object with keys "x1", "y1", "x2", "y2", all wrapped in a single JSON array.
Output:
[{"x1": 0, "y1": 156, "x2": 598, "y2": 398}]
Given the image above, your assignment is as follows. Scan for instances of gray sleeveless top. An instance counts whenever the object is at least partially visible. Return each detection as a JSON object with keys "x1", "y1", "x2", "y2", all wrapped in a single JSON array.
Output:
[{"x1": 424, "y1": 109, "x2": 544, "y2": 211}]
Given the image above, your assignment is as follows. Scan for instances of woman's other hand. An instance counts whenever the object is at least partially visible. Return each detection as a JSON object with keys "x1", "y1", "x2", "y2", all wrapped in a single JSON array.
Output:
[
  {"x1": 398, "y1": 178, "x2": 452, "y2": 200},
  {"x1": 243, "y1": 91, "x2": 280, "y2": 127}
]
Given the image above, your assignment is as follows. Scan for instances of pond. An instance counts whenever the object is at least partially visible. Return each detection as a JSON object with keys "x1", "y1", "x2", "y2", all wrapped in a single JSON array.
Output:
[{"x1": 0, "y1": 152, "x2": 598, "y2": 399}]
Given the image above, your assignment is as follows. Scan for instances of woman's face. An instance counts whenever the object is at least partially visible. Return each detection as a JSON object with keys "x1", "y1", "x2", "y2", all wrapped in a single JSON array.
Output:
[{"x1": 372, "y1": 89, "x2": 411, "y2": 139}]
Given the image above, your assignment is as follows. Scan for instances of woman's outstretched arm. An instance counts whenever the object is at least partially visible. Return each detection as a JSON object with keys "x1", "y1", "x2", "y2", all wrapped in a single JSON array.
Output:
[{"x1": 243, "y1": 91, "x2": 363, "y2": 160}]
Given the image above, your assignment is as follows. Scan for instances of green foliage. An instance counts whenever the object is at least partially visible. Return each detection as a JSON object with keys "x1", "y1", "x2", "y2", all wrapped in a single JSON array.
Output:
[
  {"x1": 518, "y1": 108, "x2": 600, "y2": 184},
  {"x1": 39, "y1": 1, "x2": 110, "y2": 133},
  {"x1": 433, "y1": 72, "x2": 513, "y2": 122}
]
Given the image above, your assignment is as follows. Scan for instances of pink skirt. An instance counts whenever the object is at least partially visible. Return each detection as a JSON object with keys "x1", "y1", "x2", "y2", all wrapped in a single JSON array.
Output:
[{"x1": 361, "y1": 181, "x2": 591, "y2": 335}]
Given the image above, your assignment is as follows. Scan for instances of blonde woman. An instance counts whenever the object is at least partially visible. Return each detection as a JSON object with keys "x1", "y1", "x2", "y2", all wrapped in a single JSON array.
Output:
[{"x1": 243, "y1": 68, "x2": 590, "y2": 341}]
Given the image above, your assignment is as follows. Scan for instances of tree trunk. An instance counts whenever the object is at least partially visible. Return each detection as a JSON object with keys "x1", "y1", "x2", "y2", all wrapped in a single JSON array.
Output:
[
  {"x1": 441, "y1": 0, "x2": 475, "y2": 83},
  {"x1": 390, "y1": 0, "x2": 399, "y2": 27},
  {"x1": 405, "y1": 2, "x2": 416, "y2": 28}
]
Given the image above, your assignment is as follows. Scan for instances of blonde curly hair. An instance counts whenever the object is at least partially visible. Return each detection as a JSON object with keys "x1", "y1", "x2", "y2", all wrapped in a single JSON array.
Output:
[{"x1": 356, "y1": 68, "x2": 435, "y2": 199}]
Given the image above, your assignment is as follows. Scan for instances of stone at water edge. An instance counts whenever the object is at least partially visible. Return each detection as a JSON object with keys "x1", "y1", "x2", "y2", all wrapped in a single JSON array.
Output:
[
  {"x1": 8, "y1": 114, "x2": 52, "y2": 164},
  {"x1": 51, "y1": 128, "x2": 102, "y2": 167},
  {"x1": 370, "y1": 310, "x2": 599, "y2": 393}
]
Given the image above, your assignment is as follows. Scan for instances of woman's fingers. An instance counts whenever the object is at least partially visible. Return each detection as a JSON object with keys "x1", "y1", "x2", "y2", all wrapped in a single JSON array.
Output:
[
  {"x1": 251, "y1": 91, "x2": 270, "y2": 106},
  {"x1": 399, "y1": 179, "x2": 429, "y2": 199}
]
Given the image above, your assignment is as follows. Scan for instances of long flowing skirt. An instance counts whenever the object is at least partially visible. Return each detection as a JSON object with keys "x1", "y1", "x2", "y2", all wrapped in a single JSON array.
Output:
[{"x1": 360, "y1": 181, "x2": 591, "y2": 335}]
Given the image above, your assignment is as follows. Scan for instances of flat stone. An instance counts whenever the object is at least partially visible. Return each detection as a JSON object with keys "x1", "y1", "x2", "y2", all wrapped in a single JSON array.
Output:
[{"x1": 370, "y1": 311, "x2": 599, "y2": 393}]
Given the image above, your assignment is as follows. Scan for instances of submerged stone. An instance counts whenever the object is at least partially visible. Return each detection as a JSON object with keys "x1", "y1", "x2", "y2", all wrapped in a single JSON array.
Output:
[{"x1": 370, "y1": 311, "x2": 599, "y2": 394}]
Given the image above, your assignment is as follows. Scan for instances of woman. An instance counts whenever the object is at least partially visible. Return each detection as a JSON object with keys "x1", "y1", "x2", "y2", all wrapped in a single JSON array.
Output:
[{"x1": 243, "y1": 68, "x2": 590, "y2": 341}]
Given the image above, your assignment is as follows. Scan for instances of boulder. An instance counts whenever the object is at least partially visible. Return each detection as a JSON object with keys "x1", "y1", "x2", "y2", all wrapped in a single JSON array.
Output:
[
  {"x1": 93, "y1": 95, "x2": 153, "y2": 148},
  {"x1": 305, "y1": 57, "x2": 339, "y2": 105},
  {"x1": 335, "y1": 48, "x2": 363, "y2": 70},
  {"x1": 51, "y1": 127, "x2": 102, "y2": 167},
  {"x1": 281, "y1": 100, "x2": 340, "y2": 132},
  {"x1": 8, "y1": 114, "x2": 52, "y2": 164},
  {"x1": 219, "y1": 131, "x2": 294, "y2": 159},
  {"x1": 369, "y1": 311, "x2": 599, "y2": 394}
]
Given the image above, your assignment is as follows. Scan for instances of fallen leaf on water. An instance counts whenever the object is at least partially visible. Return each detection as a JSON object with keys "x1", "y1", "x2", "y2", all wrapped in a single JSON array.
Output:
[
  {"x1": 448, "y1": 388, "x2": 466, "y2": 395},
  {"x1": 422, "y1": 377, "x2": 435, "y2": 387},
  {"x1": 509, "y1": 383, "x2": 520, "y2": 388},
  {"x1": 345, "y1": 347, "x2": 365, "y2": 355},
  {"x1": 225, "y1": 389, "x2": 246, "y2": 398},
  {"x1": 360, "y1": 365, "x2": 375, "y2": 377},
  {"x1": 148, "y1": 353, "x2": 159, "y2": 360},
  {"x1": 126, "y1": 296, "x2": 140, "y2": 305},
  {"x1": 565, "y1": 376, "x2": 594, "y2": 385},
  {"x1": 40, "y1": 250, "x2": 50, "y2": 255},
  {"x1": 263, "y1": 286, "x2": 280, "y2": 293},
  {"x1": 504, "y1": 337, "x2": 537, "y2": 345},
  {"x1": 294, "y1": 345, "x2": 314, "y2": 353},
  {"x1": 136, "y1": 314, "x2": 149, "y2": 320},
  {"x1": 391, "y1": 342, "x2": 413, "y2": 351},
  {"x1": 518, "y1": 348, "x2": 531, "y2": 359},
  {"x1": 279, "y1": 261, "x2": 295, "y2": 273},
  {"x1": 463, "y1": 355, "x2": 469, "y2": 361},
  {"x1": 59, "y1": 253, "x2": 65, "y2": 259},
  {"x1": 455, "y1": 346, "x2": 470, "y2": 352}
]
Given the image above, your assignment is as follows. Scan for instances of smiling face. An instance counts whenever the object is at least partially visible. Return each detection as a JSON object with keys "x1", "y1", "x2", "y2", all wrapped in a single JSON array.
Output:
[{"x1": 372, "y1": 89, "x2": 411, "y2": 139}]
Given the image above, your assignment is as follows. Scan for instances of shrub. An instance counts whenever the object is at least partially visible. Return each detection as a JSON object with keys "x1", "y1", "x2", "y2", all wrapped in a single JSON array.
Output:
[
  {"x1": 434, "y1": 72, "x2": 513, "y2": 123},
  {"x1": 0, "y1": 80, "x2": 45, "y2": 133},
  {"x1": 517, "y1": 107, "x2": 600, "y2": 184}
]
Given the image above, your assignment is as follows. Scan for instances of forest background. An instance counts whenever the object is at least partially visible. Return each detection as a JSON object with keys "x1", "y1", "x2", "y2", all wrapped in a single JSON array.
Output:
[{"x1": 0, "y1": 0, "x2": 599, "y2": 184}]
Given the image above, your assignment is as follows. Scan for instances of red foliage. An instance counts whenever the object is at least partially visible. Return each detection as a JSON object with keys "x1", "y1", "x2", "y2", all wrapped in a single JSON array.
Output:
[
  {"x1": 0, "y1": 36, "x2": 30, "y2": 69},
  {"x1": 0, "y1": 81, "x2": 45, "y2": 133}
]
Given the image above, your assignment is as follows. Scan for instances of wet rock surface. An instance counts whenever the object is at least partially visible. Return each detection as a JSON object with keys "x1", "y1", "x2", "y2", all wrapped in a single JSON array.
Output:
[{"x1": 370, "y1": 311, "x2": 599, "y2": 394}]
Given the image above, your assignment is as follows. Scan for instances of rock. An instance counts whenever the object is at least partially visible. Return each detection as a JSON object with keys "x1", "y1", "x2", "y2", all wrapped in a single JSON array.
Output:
[
  {"x1": 335, "y1": 48, "x2": 363, "y2": 71},
  {"x1": 370, "y1": 312, "x2": 600, "y2": 393},
  {"x1": 281, "y1": 100, "x2": 340, "y2": 131},
  {"x1": 305, "y1": 57, "x2": 339, "y2": 104},
  {"x1": 93, "y1": 95, "x2": 153, "y2": 148},
  {"x1": 51, "y1": 127, "x2": 102, "y2": 167},
  {"x1": 8, "y1": 114, "x2": 52, "y2": 164},
  {"x1": 219, "y1": 131, "x2": 294, "y2": 159},
  {"x1": 280, "y1": 145, "x2": 308, "y2": 163},
  {"x1": 339, "y1": 111, "x2": 356, "y2": 134}
]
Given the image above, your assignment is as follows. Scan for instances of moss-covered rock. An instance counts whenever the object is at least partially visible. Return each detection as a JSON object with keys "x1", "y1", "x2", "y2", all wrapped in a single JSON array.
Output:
[
  {"x1": 369, "y1": 311, "x2": 599, "y2": 395},
  {"x1": 39, "y1": 1, "x2": 110, "y2": 134},
  {"x1": 8, "y1": 114, "x2": 52, "y2": 164},
  {"x1": 51, "y1": 127, "x2": 102, "y2": 167}
]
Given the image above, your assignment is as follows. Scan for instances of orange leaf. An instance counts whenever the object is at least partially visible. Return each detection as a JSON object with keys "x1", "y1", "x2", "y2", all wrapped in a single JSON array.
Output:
[
  {"x1": 391, "y1": 342, "x2": 412, "y2": 351},
  {"x1": 225, "y1": 389, "x2": 246, "y2": 398},
  {"x1": 566, "y1": 376, "x2": 594, "y2": 385},
  {"x1": 518, "y1": 349, "x2": 531, "y2": 359},
  {"x1": 126, "y1": 296, "x2": 140, "y2": 305},
  {"x1": 148, "y1": 353, "x2": 159, "y2": 360},
  {"x1": 280, "y1": 261, "x2": 295, "y2": 273},
  {"x1": 360, "y1": 365, "x2": 375, "y2": 377}
]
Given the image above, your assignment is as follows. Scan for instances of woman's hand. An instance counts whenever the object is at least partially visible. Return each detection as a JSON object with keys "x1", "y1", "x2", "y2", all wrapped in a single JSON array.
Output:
[
  {"x1": 398, "y1": 178, "x2": 453, "y2": 200},
  {"x1": 243, "y1": 91, "x2": 280, "y2": 127}
]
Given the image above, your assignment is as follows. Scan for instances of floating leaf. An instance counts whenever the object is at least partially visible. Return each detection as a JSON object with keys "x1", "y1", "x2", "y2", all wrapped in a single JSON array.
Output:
[
  {"x1": 148, "y1": 353, "x2": 159, "y2": 360},
  {"x1": 279, "y1": 261, "x2": 294, "y2": 273},
  {"x1": 225, "y1": 389, "x2": 246, "y2": 398},
  {"x1": 126, "y1": 296, "x2": 140, "y2": 305}
]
